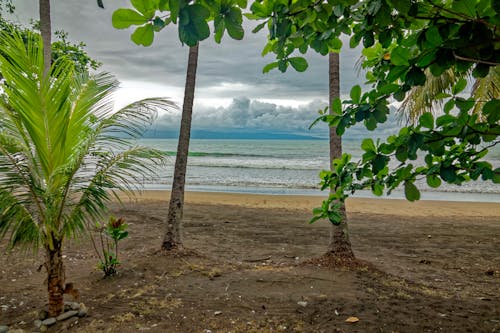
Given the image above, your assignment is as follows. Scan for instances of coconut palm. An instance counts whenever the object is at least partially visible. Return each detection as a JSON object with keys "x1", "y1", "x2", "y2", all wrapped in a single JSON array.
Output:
[
  {"x1": 0, "y1": 30, "x2": 175, "y2": 316},
  {"x1": 328, "y1": 52, "x2": 355, "y2": 262},
  {"x1": 398, "y1": 66, "x2": 500, "y2": 122}
]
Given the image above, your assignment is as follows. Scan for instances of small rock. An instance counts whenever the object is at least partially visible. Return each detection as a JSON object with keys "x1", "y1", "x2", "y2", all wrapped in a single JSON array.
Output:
[
  {"x1": 34, "y1": 320, "x2": 42, "y2": 329},
  {"x1": 214, "y1": 311, "x2": 222, "y2": 316},
  {"x1": 41, "y1": 318, "x2": 56, "y2": 327},
  {"x1": 39, "y1": 325, "x2": 47, "y2": 333},
  {"x1": 0, "y1": 325, "x2": 8, "y2": 333},
  {"x1": 345, "y1": 316, "x2": 360, "y2": 323},
  {"x1": 77, "y1": 303, "x2": 88, "y2": 317},
  {"x1": 297, "y1": 301, "x2": 308, "y2": 307},
  {"x1": 56, "y1": 310, "x2": 78, "y2": 321},
  {"x1": 38, "y1": 310, "x2": 48, "y2": 320},
  {"x1": 65, "y1": 302, "x2": 80, "y2": 311},
  {"x1": 7, "y1": 329, "x2": 25, "y2": 333}
]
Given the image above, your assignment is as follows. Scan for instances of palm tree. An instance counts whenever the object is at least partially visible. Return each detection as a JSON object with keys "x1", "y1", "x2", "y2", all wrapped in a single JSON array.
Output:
[
  {"x1": 39, "y1": 0, "x2": 51, "y2": 77},
  {"x1": 162, "y1": 44, "x2": 199, "y2": 250},
  {"x1": 327, "y1": 52, "x2": 355, "y2": 262},
  {"x1": 398, "y1": 67, "x2": 500, "y2": 122},
  {"x1": 0, "y1": 30, "x2": 174, "y2": 316}
]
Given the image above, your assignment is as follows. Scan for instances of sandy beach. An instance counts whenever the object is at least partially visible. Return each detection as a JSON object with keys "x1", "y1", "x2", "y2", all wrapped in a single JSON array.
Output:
[
  {"x1": 127, "y1": 190, "x2": 500, "y2": 217},
  {"x1": 1, "y1": 191, "x2": 499, "y2": 332}
]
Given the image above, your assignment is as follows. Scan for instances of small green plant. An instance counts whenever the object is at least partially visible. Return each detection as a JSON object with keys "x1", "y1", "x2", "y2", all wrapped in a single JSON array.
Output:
[{"x1": 91, "y1": 216, "x2": 129, "y2": 276}]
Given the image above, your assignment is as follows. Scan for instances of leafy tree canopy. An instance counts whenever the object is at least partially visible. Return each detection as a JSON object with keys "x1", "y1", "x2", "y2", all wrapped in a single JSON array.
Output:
[
  {"x1": 112, "y1": 0, "x2": 247, "y2": 46},
  {"x1": 0, "y1": 16, "x2": 100, "y2": 74},
  {"x1": 249, "y1": 0, "x2": 499, "y2": 224}
]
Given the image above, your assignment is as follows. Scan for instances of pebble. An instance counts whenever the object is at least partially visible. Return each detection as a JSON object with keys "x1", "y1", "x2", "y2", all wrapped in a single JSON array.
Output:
[
  {"x1": 56, "y1": 310, "x2": 78, "y2": 321},
  {"x1": 77, "y1": 303, "x2": 88, "y2": 317},
  {"x1": 39, "y1": 325, "x2": 47, "y2": 333},
  {"x1": 41, "y1": 318, "x2": 56, "y2": 327},
  {"x1": 33, "y1": 320, "x2": 42, "y2": 329},
  {"x1": 38, "y1": 310, "x2": 48, "y2": 320},
  {"x1": 297, "y1": 301, "x2": 308, "y2": 307},
  {"x1": 64, "y1": 302, "x2": 80, "y2": 311},
  {"x1": 0, "y1": 326, "x2": 7, "y2": 333}
]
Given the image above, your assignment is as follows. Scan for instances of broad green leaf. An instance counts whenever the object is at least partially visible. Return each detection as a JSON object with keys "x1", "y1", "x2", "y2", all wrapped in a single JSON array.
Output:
[
  {"x1": 452, "y1": 77, "x2": 467, "y2": 95},
  {"x1": 112, "y1": 9, "x2": 149, "y2": 29},
  {"x1": 404, "y1": 181, "x2": 420, "y2": 201},
  {"x1": 419, "y1": 112, "x2": 434, "y2": 129},
  {"x1": 425, "y1": 26, "x2": 442, "y2": 47},
  {"x1": 252, "y1": 21, "x2": 267, "y2": 34},
  {"x1": 361, "y1": 138, "x2": 376, "y2": 152},
  {"x1": 131, "y1": 0, "x2": 157, "y2": 18},
  {"x1": 131, "y1": 24, "x2": 154, "y2": 46},
  {"x1": 452, "y1": 0, "x2": 476, "y2": 17},
  {"x1": 390, "y1": 46, "x2": 410, "y2": 66},
  {"x1": 406, "y1": 67, "x2": 426, "y2": 86},
  {"x1": 426, "y1": 174, "x2": 441, "y2": 188},
  {"x1": 350, "y1": 85, "x2": 361, "y2": 103},
  {"x1": 288, "y1": 57, "x2": 308, "y2": 72},
  {"x1": 372, "y1": 183, "x2": 384, "y2": 196}
]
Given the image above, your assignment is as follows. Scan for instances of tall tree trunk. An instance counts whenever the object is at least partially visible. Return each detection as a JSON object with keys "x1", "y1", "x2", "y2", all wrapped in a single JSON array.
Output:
[
  {"x1": 39, "y1": 0, "x2": 51, "y2": 77},
  {"x1": 327, "y1": 52, "x2": 355, "y2": 260},
  {"x1": 162, "y1": 44, "x2": 199, "y2": 251},
  {"x1": 46, "y1": 240, "x2": 65, "y2": 317}
]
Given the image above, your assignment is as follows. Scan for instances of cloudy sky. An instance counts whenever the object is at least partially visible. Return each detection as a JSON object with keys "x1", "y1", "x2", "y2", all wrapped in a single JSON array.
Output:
[{"x1": 9, "y1": 0, "x2": 378, "y2": 139}]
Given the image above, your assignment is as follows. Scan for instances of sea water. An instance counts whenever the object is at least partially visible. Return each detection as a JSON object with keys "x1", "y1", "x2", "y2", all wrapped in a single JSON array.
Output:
[{"x1": 138, "y1": 138, "x2": 500, "y2": 202}]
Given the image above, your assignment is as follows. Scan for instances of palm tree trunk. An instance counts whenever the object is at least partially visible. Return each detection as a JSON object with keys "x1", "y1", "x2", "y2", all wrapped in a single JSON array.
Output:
[
  {"x1": 46, "y1": 239, "x2": 65, "y2": 317},
  {"x1": 328, "y1": 52, "x2": 355, "y2": 260},
  {"x1": 162, "y1": 44, "x2": 199, "y2": 250},
  {"x1": 39, "y1": 0, "x2": 51, "y2": 77}
]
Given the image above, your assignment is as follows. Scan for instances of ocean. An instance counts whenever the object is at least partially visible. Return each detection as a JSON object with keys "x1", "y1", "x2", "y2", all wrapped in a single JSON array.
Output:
[{"x1": 137, "y1": 139, "x2": 500, "y2": 203}]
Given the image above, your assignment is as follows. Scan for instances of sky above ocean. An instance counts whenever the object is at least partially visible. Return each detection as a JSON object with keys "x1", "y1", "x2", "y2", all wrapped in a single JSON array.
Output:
[{"x1": 9, "y1": 0, "x2": 375, "y2": 139}]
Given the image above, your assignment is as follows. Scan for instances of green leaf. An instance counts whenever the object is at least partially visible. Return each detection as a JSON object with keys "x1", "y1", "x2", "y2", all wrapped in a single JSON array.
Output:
[
  {"x1": 451, "y1": 0, "x2": 476, "y2": 17},
  {"x1": 419, "y1": 112, "x2": 434, "y2": 129},
  {"x1": 262, "y1": 62, "x2": 278, "y2": 73},
  {"x1": 426, "y1": 174, "x2": 442, "y2": 188},
  {"x1": 443, "y1": 99, "x2": 455, "y2": 113},
  {"x1": 424, "y1": 26, "x2": 442, "y2": 47},
  {"x1": 178, "y1": 4, "x2": 211, "y2": 46},
  {"x1": 406, "y1": 67, "x2": 426, "y2": 86},
  {"x1": 252, "y1": 21, "x2": 267, "y2": 34},
  {"x1": 350, "y1": 85, "x2": 361, "y2": 103},
  {"x1": 331, "y1": 97, "x2": 342, "y2": 115},
  {"x1": 452, "y1": 77, "x2": 467, "y2": 95},
  {"x1": 288, "y1": 57, "x2": 308, "y2": 72},
  {"x1": 404, "y1": 181, "x2": 420, "y2": 201},
  {"x1": 372, "y1": 182, "x2": 384, "y2": 196},
  {"x1": 388, "y1": 0, "x2": 411, "y2": 15},
  {"x1": 112, "y1": 9, "x2": 149, "y2": 29},
  {"x1": 169, "y1": 0, "x2": 179, "y2": 23},
  {"x1": 131, "y1": 24, "x2": 154, "y2": 46},
  {"x1": 390, "y1": 46, "x2": 410, "y2": 66},
  {"x1": 361, "y1": 138, "x2": 376, "y2": 152},
  {"x1": 131, "y1": 0, "x2": 157, "y2": 17},
  {"x1": 483, "y1": 100, "x2": 500, "y2": 123},
  {"x1": 455, "y1": 98, "x2": 475, "y2": 112}
]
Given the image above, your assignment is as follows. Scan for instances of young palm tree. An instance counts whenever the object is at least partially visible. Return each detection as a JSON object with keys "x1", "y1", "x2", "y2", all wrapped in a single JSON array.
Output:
[{"x1": 0, "y1": 30, "x2": 175, "y2": 316}]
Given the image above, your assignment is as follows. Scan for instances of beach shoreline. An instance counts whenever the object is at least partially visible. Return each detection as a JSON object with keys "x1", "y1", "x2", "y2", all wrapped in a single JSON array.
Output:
[{"x1": 122, "y1": 190, "x2": 500, "y2": 218}]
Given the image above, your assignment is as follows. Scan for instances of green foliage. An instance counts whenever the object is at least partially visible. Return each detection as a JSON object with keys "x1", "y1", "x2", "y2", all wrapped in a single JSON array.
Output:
[
  {"x1": 249, "y1": 0, "x2": 500, "y2": 224},
  {"x1": 112, "y1": 0, "x2": 247, "y2": 47},
  {"x1": 0, "y1": 18, "x2": 100, "y2": 73},
  {"x1": 0, "y1": 30, "x2": 174, "y2": 251},
  {"x1": 91, "y1": 217, "x2": 129, "y2": 276}
]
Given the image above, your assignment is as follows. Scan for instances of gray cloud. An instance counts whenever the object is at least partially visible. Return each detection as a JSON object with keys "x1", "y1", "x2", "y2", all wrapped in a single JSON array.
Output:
[{"x1": 151, "y1": 97, "x2": 400, "y2": 139}]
